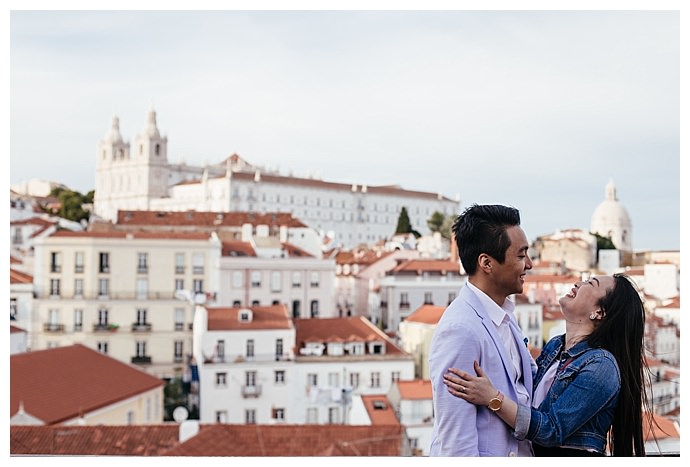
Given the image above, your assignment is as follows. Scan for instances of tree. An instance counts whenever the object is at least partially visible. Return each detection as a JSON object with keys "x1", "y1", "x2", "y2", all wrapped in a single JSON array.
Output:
[
  {"x1": 395, "y1": 207, "x2": 412, "y2": 234},
  {"x1": 427, "y1": 211, "x2": 445, "y2": 233},
  {"x1": 46, "y1": 187, "x2": 91, "y2": 223}
]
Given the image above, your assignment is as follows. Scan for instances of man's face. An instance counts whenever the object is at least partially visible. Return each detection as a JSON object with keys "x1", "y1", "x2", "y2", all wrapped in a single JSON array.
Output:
[{"x1": 491, "y1": 225, "x2": 532, "y2": 297}]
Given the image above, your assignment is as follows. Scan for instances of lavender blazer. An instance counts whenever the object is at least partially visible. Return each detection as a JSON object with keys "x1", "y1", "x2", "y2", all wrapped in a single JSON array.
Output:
[{"x1": 428, "y1": 284, "x2": 534, "y2": 456}]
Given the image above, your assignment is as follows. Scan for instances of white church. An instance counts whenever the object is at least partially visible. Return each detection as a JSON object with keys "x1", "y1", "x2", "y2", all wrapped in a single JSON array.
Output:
[{"x1": 94, "y1": 109, "x2": 460, "y2": 249}]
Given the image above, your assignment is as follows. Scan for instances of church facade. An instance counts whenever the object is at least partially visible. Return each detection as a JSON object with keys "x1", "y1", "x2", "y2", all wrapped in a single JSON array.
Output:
[{"x1": 94, "y1": 110, "x2": 460, "y2": 249}]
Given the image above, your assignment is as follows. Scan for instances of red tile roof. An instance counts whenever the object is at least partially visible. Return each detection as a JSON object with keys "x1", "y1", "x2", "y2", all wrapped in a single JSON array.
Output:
[
  {"x1": 643, "y1": 412, "x2": 680, "y2": 441},
  {"x1": 390, "y1": 259, "x2": 460, "y2": 274},
  {"x1": 405, "y1": 304, "x2": 445, "y2": 325},
  {"x1": 10, "y1": 267, "x2": 33, "y2": 284},
  {"x1": 221, "y1": 240, "x2": 257, "y2": 257},
  {"x1": 165, "y1": 423, "x2": 405, "y2": 456},
  {"x1": 10, "y1": 344, "x2": 165, "y2": 425},
  {"x1": 206, "y1": 305, "x2": 293, "y2": 331},
  {"x1": 396, "y1": 379, "x2": 432, "y2": 400},
  {"x1": 10, "y1": 425, "x2": 180, "y2": 456},
  {"x1": 294, "y1": 317, "x2": 407, "y2": 356},
  {"x1": 360, "y1": 395, "x2": 401, "y2": 425},
  {"x1": 50, "y1": 230, "x2": 212, "y2": 240},
  {"x1": 115, "y1": 210, "x2": 307, "y2": 228}
]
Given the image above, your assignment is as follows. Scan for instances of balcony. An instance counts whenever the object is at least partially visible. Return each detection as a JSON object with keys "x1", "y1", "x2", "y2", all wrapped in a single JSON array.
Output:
[
  {"x1": 43, "y1": 323, "x2": 65, "y2": 333},
  {"x1": 241, "y1": 384, "x2": 262, "y2": 398},
  {"x1": 131, "y1": 323, "x2": 153, "y2": 332},
  {"x1": 93, "y1": 323, "x2": 119, "y2": 332},
  {"x1": 131, "y1": 356, "x2": 152, "y2": 365}
]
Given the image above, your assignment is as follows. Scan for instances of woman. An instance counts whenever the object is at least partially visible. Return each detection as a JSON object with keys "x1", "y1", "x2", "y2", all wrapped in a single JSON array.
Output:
[{"x1": 443, "y1": 273, "x2": 651, "y2": 456}]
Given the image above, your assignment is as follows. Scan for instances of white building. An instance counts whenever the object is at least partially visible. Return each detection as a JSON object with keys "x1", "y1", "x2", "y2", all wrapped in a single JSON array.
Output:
[
  {"x1": 387, "y1": 379, "x2": 434, "y2": 456},
  {"x1": 219, "y1": 237, "x2": 336, "y2": 319},
  {"x1": 397, "y1": 304, "x2": 445, "y2": 380},
  {"x1": 93, "y1": 109, "x2": 460, "y2": 249},
  {"x1": 643, "y1": 262, "x2": 680, "y2": 301},
  {"x1": 30, "y1": 230, "x2": 221, "y2": 379},
  {"x1": 192, "y1": 306, "x2": 414, "y2": 425},
  {"x1": 377, "y1": 259, "x2": 467, "y2": 333},
  {"x1": 590, "y1": 178, "x2": 633, "y2": 252}
]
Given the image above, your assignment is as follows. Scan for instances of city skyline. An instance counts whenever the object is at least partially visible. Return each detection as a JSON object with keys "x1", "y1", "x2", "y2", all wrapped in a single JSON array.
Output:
[{"x1": 7, "y1": 6, "x2": 682, "y2": 251}]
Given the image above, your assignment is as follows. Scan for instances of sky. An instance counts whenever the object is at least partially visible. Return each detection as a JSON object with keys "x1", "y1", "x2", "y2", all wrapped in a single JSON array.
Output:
[{"x1": 5, "y1": 2, "x2": 684, "y2": 252}]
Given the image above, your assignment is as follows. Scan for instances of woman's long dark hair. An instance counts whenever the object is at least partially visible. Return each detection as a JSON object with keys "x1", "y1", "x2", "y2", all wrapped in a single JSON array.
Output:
[{"x1": 587, "y1": 273, "x2": 651, "y2": 456}]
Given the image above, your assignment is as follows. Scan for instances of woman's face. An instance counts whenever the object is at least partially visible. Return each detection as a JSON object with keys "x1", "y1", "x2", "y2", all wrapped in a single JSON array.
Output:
[{"x1": 559, "y1": 275, "x2": 615, "y2": 322}]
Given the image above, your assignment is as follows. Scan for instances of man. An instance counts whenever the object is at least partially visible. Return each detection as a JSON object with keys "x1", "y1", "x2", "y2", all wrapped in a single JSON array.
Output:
[{"x1": 429, "y1": 204, "x2": 535, "y2": 456}]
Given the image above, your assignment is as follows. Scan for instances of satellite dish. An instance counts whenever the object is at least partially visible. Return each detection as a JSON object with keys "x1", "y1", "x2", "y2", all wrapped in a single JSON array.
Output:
[{"x1": 173, "y1": 406, "x2": 189, "y2": 422}]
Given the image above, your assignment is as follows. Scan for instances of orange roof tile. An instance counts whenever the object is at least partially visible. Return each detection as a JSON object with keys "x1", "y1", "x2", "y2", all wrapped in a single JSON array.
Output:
[
  {"x1": 10, "y1": 268, "x2": 33, "y2": 284},
  {"x1": 405, "y1": 304, "x2": 445, "y2": 325},
  {"x1": 165, "y1": 424, "x2": 405, "y2": 456},
  {"x1": 10, "y1": 425, "x2": 180, "y2": 456},
  {"x1": 51, "y1": 230, "x2": 212, "y2": 240},
  {"x1": 116, "y1": 210, "x2": 307, "y2": 228},
  {"x1": 206, "y1": 305, "x2": 293, "y2": 331},
  {"x1": 396, "y1": 379, "x2": 432, "y2": 400},
  {"x1": 361, "y1": 395, "x2": 400, "y2": 425},
  {"x1": 10, "y1": 344, "x2": 165, "y2": 425}
]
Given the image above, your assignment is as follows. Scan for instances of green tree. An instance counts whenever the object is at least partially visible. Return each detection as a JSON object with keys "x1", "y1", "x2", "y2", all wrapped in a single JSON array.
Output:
[
  {"x1": 427, "y1": 211, "x2": 445, "y2": 233},
  {"x1": 395, "y1": 207, "x2": 412, "y2": 234},
  {"x1": 47, "y1": 187, "x2": 91, "y2": 223},
  {"x1": 592, "y1": 232, "x2": 617, "y2": 261}
]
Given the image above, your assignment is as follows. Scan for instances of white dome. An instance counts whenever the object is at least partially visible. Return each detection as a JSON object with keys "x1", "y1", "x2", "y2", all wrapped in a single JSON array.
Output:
[{"x1": 590, "y1": 179, "x2": 632, "y2": 251}]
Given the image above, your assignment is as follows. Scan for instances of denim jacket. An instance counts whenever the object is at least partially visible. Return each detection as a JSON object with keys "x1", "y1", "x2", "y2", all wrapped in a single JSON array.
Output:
[{"x1": 513, "y1": 334, "x2": 620, "y2": 454}]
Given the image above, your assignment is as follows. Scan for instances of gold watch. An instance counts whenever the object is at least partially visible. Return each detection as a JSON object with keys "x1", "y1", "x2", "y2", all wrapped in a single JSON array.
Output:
[{"x1": 488, "y1": 391, "x2": 504, "y2": 412}]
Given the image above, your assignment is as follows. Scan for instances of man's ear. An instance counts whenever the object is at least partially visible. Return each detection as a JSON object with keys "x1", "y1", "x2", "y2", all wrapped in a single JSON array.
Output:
[{"x1": 478, "y1": 253, "x2": 492, "y2": 273}]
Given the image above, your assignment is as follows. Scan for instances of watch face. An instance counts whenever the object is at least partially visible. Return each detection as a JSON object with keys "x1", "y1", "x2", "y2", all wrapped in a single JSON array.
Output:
[{"x1": 489, "y1": 398, "x2": 502, "y2": 411}]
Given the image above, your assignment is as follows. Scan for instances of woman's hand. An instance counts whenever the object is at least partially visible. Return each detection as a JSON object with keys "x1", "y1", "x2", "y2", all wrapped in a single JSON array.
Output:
[{"x1": 443, "y1": 360, "x2": 497, "y2": 407}]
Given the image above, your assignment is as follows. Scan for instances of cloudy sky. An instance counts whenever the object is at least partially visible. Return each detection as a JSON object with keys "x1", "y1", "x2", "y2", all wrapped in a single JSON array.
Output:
[{"x1": 7, "y1": 3, "x2": 683, "y2": 251}]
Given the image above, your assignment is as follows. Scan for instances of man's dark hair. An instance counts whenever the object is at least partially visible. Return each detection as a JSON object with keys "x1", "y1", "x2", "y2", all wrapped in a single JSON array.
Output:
[{"x1": 452, "y1": 204, "x2": 521, "y2": 276}]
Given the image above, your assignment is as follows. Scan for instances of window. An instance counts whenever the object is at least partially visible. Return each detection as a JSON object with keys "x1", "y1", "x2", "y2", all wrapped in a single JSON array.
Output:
[
  {"x1": 74, "y1": 309, "x2": 83, "y2": 331},
  {"x1": 246, "y1": 339, "x2": 255, "y2": 358},
  {"x1": 246, "y1": 371, "x2": 257, "y2": 387},
  {"x1": 371, "y1": 343, "x2": 384, "y2": 354},
  {"x1": 136, "y1": 278, "x2": 148, "y2": 299},
  {"x1": 50, "y1": 279, "x2": 60, "y2": 297},
  {"x1": 271, "y1": 271, "x2": 281, "y2": 292},
  {"x1": 10, "y1": 298, "x2": 17, "y2": 320},
  {"x1": 232, "y1": 271, "x2": 243, "y2": 288},
  {"x1": 292, "y1": 300, "x2": 301, "y2": 318},
  {"x1": 175, "y1": 253, "x2": 185, "y2": 274},
  {"x1": 97, "y1": 341, "x2": 108, "y2": 354},
  {"x1": 137, "y1": 253, "x2": 148, "y2": 273},
  {"x1": 251, "y1": 271, "x2": 261, "y2": 288},
  {"x1": 215, "y1": 372, "x2": 227, "y2": 387},
  {"x1": 350, "y1": 372, "x2": 360, "y2": 389},
  {"x1": 424, "y1": 292, "x2": 433, "y2": 305},
  {"x1": 275, "y1": 338, "x2": 283, "y2": 359},
  {"x1": 233, "y1": 300, "x2": 241, "y2": 307},
  {"x1": 370, "y1": 372, "x2": 381, "y2": 388},
  {"x1": 48, "y1": 308, "x2": 59, "y2": 326},
  {"x1": 174, "y1": 308, "x2": 184, "y2": 331},
  {"x1": 74, "y1": 279, "x2": 84, "y2": 297},
  {"x1": 328, "y1": 372, "x2": 340, "y2": 387},
  {"x1": 328, "y1": 407, "x2": 340, "y2": 424},
  {"x1": 400, "y1": 292, "x2": 409, "y2": 309},
  {"x1": 391, "y1": 371, "x2": 401, "y2": 382},
  {"x1": 174, "y1": 340, "x2": 184, "y2": 362},
  {"x1": 307, "y1": 373, "x2": 318, "y2": 387},
  {"x1": 306, "y1": 408, "x2": 318, "y2": 423},
  {"x1": 275, "y1": 370, "x2": 286, "y2": 384},
  {"x1": 448, "y1": 292, "x2": 456, "y2": 305},
  {"x1": 192, "y1": 253, "x2": 204, "y2": 274},
  {"x1": 175, "y1": 278, "x2": 184, "y2": 291},
  {"x1": 98, "y1": 278, "x2": 109, "y2": 297},
  {"x1": 99, "y1": 252, "x2": 110, "y2": 273},
  {"x1": 291, "y1": 272, "x2": 301, "y2": 288},
  {"x1": 98, "y1": 308, "x2": 109, "y2": 326},
  {"x1": 310, "y1": 272, "x2": 320, "y2": 287},
  {"x1": 136, "y1": 308, "x2": 147, "y2": 325},
  {"x1": 126, "y1": 411, "x2": 134, "y2": 425},
  {"x1": 193, "y1": 279, "x2": 203, "y2": 293},
  {"x1": 50, "y1": 252, "x2": 61, "y2": 273},
  {"x1": 245, "y1": 409, "x2": 256, "y2": 424},
  {"x1": 216, "y1": 340, "x2": 225, "y2": 362},
  {"x1": 272, "y1": 408, "x2": 285, "y2": 421},
  {"x1": 215, "y1": 410, "x2": 228, "y2": 423},
  {"x1": 310, "y1": 300, "x2": 319, "y2": 318}
]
